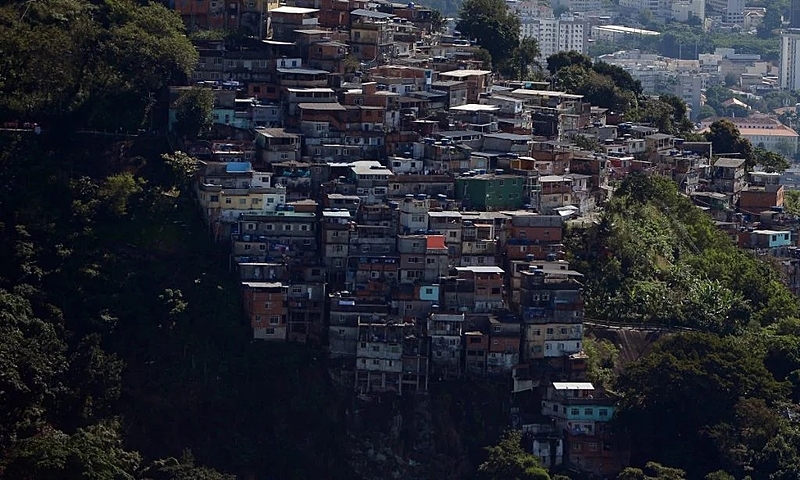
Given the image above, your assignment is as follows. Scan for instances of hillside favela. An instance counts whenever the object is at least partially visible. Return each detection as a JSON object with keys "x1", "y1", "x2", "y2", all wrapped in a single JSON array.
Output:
[{"x1": 7, "y1": 0, "x2": 800, "y2": 478}]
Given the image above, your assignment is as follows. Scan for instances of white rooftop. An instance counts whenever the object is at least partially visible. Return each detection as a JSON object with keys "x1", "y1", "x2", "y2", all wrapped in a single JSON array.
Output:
[
  {"x1": 455, "y1": 266, "x2": 505, "y2": 274},
  {"x1": 450, "y1": 103, "x2": 500, "y2": 112},
  {"x1": 287, "y1": 87, "x2": 334, "y2": 93},
  {"x1": 553, "y1": 382, "x2": 595, "y2": 390},
  {"x1": 351, "y1": 160, "x2": 392, "y2": 176},
  {"x1": 440, "y1": 69, "x2": 492, "y2": 78},
  {"x1": 428, "y1": 211, "x2": 463, "y2": 217},
  {"x1": 322, "y1": 210, "x2": 352, "y2": 218},
  {"x1": 509, "y1": 89, "x2": 583, "y2": 100},
  {"x1": 271, "y1": 6, "x2": 319, "y2": 14}
]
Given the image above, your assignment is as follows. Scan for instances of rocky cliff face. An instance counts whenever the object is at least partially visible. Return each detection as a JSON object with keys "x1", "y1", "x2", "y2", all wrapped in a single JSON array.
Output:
[{"x1": 342, "y1": 379, "x2": 511, "y2": 480}]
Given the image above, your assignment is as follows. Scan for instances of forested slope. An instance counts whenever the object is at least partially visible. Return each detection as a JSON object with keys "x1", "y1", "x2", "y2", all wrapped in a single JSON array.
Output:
[
  {"x1": 0, "y1": 1, "x2": 358, "y2": 476},
  {"x1": 571, "y1": 175, "x2": 800, "y2": 479}
]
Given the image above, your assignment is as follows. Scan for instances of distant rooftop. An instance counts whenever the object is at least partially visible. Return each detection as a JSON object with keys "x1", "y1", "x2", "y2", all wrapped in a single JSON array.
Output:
[
  {"x1": 271, "y1": 6, "x2": 319, "y2": 14},
  {"x1": 593, "y1": 25, "x2": 660, "y2": 36},
  {"x1": 277, "y1": 67, "x2": 330, "y2": 75},
  {"x1": 553, "y1": 382, "x2": 595, "y2": 390},
  {"x1": 439, "y1": 69, "x2": 493, "y2": 78},
  {"x1": 455, "y1": 266, "x2": 505, "y2": 274},
  {"x1": 450, "y1": 104, "x2": 499, "y2": 112},
  {"x1": 350, "y1": 8, "x2": 395, "y2": 19},
  {"x1": 509, "y1": 89, "x2": 583, "y2": 100},
  {"x1": 297, "y1": 102, "x2": 346, "y2": 111}
]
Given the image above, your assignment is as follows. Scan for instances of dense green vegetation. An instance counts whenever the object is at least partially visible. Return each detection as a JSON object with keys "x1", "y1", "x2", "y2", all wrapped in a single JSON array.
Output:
[
  {"x1": 568, "y1": 174, "x2": 797, "y2": 331},
  {"x1": 0, "y1": 0, "x2": 196, "y2": 132},
  {"x1": 478, "y1": 431, "x2": 550, "y2": 480},
  {"x1": 0, "y1": 131, "x2": 362, "y2": 478},
  {"x1": 456, "y1": 0, "x2": 544, "y2": 78},
  {"x1": 567, "y1": 175, "x2": 800, "y2": 478},
  {"x1": 0, "y1": 0, "x2": 359, "y2": 477}
]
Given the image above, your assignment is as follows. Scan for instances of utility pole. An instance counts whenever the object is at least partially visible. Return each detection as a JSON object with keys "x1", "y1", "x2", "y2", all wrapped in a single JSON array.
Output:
[{"x1": 259, "y1": 0, "x2": 264, "y2": 39}]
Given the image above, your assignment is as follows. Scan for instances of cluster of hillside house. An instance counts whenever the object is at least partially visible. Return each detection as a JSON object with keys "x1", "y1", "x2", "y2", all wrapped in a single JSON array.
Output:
[{"x1": 178, "y1": 0, "x2": 800, "y2": 476}]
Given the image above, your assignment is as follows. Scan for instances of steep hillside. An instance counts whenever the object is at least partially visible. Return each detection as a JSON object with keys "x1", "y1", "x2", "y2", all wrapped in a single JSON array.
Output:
[{"x1": 586, "y1": 327, "x2": 666, "y2": 367}]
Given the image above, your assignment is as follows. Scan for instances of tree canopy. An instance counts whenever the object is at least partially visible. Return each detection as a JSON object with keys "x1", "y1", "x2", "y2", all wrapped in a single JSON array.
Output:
[
  {"x1": 479, "y1": 431, "x2": 550, "y2": 480},
  {"x1": 547, "y1": 53, "x2": 641, "y2": 113},
  {"x1": 566, "y1": 173, "x2": 798, "y2": 331},
  {"x1": 173, "y1": 87, "x2": 214, "y2": 138},
  {"x1": 615, "y1": 333, "x2": 798, "y2": 478},
  {"x1": 0, "y1": 0, "x2": 197, "y2": 132},
  {"x1": 705, "y1": 119, "x2": 755, "y2": 164},
  {"x1": 457, "y1": 0, "x2": 520, "y2": 67}
]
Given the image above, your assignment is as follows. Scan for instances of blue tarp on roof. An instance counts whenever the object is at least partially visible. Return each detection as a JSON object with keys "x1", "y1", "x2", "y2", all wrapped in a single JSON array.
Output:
[{"x1": 226, "y1": 162, "x2": 252, "y2": 173}]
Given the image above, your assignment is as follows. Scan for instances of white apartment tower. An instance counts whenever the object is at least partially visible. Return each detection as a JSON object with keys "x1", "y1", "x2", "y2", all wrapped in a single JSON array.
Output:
[
  {"x1": 781, "y1": 29, "x2": 800, "y2": 90},
  {"x1": 520, "y1": 16, "x2": 587, "y2": 60},
  {"x1": 551, "y1": 0, "x2": 601, "y2": 13}
]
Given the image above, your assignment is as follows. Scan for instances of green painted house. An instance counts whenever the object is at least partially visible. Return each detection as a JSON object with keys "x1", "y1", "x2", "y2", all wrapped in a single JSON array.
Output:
[{"x1": 455, "y1": 173, "x2": 525, "y2": 211}]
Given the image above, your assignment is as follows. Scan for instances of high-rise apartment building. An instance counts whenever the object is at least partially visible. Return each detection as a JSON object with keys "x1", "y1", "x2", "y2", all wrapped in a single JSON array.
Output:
[
  {"x1": 550, "y1": 0, "x2": 601, "y2": 13},
  {"x1": 706, "y1": 0, "x2": 745, "y2": 23},
  {"x1": 781, "y1": 29, "x2": 800, "y2": 90},
  {"x1": 793, "y1": 0, "x2": 800, "y2": 27},
  {"x1": 520, "y1": 16, "x2": 587, "y2": 60}
]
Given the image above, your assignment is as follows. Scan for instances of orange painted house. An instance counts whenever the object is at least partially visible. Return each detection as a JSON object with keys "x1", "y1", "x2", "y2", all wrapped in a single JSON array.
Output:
[{"x1": 242, "y1": 281, "x2": 288, "y2": 340}]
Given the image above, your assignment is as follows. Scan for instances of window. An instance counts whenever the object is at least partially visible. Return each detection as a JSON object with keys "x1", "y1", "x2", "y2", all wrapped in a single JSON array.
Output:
[
  {"x1": 259, "y1": 244, "x2": 266, "y2": 251},
  {"x1": 251, "y1": 198, "x2": 260, "y2": 204},
  {"x1": 585, "y1": 408, "x2": 593, "y2": 415},
  {"x1": 546, "y1": 328, "x2": 554, "y2": 334},
  {"x1": 210, "y1": 195, "x2": 219, "y2": 202},
  {"x1": 571, "y1": 408, "x2": 580, "y2": 415},
  {"x1": 588, "y1": 442, "x2": 598, "y2": 452},
  {"x1": 244, "y1": 244, "x2": 251, "y2": 250},
  {"x1": 560, "y1": 328, "x2": 567, "y2": 334},
  {"x1": 424, "y1": 288, "x2": 434, "y2": 295},
  {"x1": 266, "y1": 224, "x2": 274, "y2": 230},
  {"x1": 264, "y1": 327, "x2": 275, "y2": 335},
  {"x1": 300, "y1": 224, "x2": 309, "y2": 231},
  {"x1": 284, "y1": 224, "x2": 292, "y2": 231},
  {"x1": 269, "y1": 315, "x2": 280, "y2": 324},
  {"x1": 239, "y1": 198, "x2": 246, "y2": 205},
  {"x1": 372, "y1": 345, "x2": 380, "y2": 352},
  {"x1": 225, "y1": 198, "x2": 232, "y2": 204},
  {"x1": 246, "y1": 223, "x2": 256, "y2": 230},
  {"x1": 449, "y1": 231, "x2": 457, "y2": 238},
  {"x1": 264, "y1": 302, "x2": 272, "y2": 309},
  {"x1": 599, "y1": 409, "x2": 608, "y2": 417}
]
